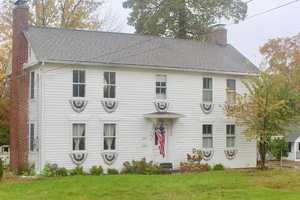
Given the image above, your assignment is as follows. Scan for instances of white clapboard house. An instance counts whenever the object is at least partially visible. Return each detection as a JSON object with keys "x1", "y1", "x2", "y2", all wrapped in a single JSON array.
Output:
[{"x1": 11, "y1": 1, "x2": 259, "y2": 173}]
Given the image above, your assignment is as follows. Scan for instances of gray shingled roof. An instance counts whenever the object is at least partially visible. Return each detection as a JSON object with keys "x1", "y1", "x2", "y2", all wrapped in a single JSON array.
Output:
[
  {"x1": 24, "y1": 26, "x2": 259, "y2": 74},
  {"x1": 286, "y1": 133, "x2": 300, "y2": 142},
  {"x1": 286, "y1": 126, "x2": 300, "y2": 142}
]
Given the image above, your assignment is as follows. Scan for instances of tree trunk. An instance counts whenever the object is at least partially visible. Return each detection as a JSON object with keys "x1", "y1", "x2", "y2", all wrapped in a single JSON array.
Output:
[{"x1": 259, "y1": 141, "x2": 267, "y2": 170}]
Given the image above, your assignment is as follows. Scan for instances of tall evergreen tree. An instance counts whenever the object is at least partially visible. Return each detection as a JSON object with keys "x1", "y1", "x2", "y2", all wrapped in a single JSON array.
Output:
[{"x1": 123, "y1": 0, "x2": 248, "y2": 39}]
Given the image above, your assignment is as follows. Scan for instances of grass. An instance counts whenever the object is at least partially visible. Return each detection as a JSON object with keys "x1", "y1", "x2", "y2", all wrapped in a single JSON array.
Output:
[{"x1": 0, "y1": 170, "x2": 300, "y2": 200}]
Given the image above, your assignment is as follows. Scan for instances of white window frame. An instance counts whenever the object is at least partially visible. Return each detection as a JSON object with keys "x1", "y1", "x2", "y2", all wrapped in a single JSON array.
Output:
[
  {"x1": 29, "y1": 122, "x2": 35, "y2": 152},
  {"x1": 71, "y1": 123, "x2": 87, "y2": 152},
  {"x1": 155, "y1": 74, "x2": 167, "y2": 99},
  {"x1": 102, "y1": 121, "x2": 118, "y2": 152},
  {"x1": 203, "y1": 77, "x2": 213, "y2": 103},
  {"x1": 30, "y1": 71, "x2": 35, "y2": 99},
  {"x1": 103, "y1": 71, "x2": 116, "y2": 99},
  {"x1": 72, "y1": 69, "x2": 86, "y2": 98},
  {"x1": 226, "y1": 79, "x2": 236, "y2": 105},
  {"x1": 226, "y1": 124, "x2": 236, "y2": 148},
  {"x1": 202, "y1": 124, "x2": 213, "y2": 149}
]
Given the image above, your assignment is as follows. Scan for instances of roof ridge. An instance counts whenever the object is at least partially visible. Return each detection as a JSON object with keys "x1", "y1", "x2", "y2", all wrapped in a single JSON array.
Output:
[{"x1": 26, "y1": 25, "x2": 224, "y2": 47}]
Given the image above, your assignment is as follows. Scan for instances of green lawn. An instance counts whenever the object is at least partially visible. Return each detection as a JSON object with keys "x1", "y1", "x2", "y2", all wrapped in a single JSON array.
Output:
[{"x1": 1, "y1": 170, "x2": 300, "y2": 200}]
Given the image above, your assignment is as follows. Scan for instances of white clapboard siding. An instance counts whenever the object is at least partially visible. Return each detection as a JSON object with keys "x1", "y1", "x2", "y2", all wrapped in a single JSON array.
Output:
[{"x1": 29, "y1": 64, "x2": 257, "y2": 172}]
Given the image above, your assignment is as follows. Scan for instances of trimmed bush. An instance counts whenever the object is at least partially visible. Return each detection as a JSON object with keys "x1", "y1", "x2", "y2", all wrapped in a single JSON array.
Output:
[
  {"x1": 90, "y1": 166, "x2": 103, "y2": 175},
  {"x1": 42, "y1": 163, "x2": 57, "y2": 177},
  {"x1": 121, "y1": 158, "x2": 160, "y2": 175},
  {"x1": 213, "y1": 164, "x2": 225, "y2": 171},
  {"x1": 70, "y1": 166, "x2": 85, "y2": 176},
  {"x1": 56, "y1": 167, "x2": 69, "y2": 176},
  {"x1": 107, "y1": 168, "x2": 119, "y2": 175},
  {"x1": 180, "y1": 162, "x2": 209, "y2": 173},
  {"x1": 0, "y1": 159, "x2": 3, "y2": 181}
]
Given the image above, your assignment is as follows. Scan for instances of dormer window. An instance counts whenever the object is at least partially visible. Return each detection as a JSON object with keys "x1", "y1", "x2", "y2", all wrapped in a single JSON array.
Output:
[
  {"x1": 203, "y1": 77, "x2": 212, "y2": 102},
  {"x1": 73, "y1": 70, "x2": 85, "y2": 98},
  {"x1": 104, "y1": 72, "x2": 116, "y2": 99},
  {"x1": 156, "y1": 75, "x2": 167, "y2": 99}
]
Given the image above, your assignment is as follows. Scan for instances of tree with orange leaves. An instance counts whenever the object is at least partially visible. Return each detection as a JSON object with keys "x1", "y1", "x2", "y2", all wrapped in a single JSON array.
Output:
[{"x1": 260, "y1": 33, "x2": 300, "y2": 92}]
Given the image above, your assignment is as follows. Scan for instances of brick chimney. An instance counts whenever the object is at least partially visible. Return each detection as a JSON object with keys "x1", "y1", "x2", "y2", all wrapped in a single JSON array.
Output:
[
  {"x1": 10, "y1": 0, "x2": 29, "y2": 171},
  {"x1": 207, "y1": 25, "x2": 227, "y2": 46}
]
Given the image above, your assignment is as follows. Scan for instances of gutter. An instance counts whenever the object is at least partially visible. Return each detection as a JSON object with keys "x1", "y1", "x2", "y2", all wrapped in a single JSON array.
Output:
[{"x1": 23, "y1": 59, "x2": 260, "y2": 76}]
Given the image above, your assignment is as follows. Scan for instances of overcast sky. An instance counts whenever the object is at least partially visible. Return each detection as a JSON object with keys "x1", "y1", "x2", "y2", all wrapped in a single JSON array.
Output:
[{"x1": 103, "y1": 0, "x2": 300, "y2": 65}]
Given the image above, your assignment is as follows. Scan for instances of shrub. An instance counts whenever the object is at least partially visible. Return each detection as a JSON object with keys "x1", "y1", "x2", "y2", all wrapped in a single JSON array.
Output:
[
  {"x1": 121, "y1": 158, "x2": 161, "y2": 175},
  {"x1": 213, "y1": 164, "x2": 225, "y2": 171},
  {"x1": 42, "y1": 163, "x2": 57, "y2": 177},
  {"x1": 70, "y1": 166, "x2": 85, "y2": 176},
  {"x1": 90, "y1": 166, "x2": 103, "y2": 175},
  {"x1": 107, "y1": 168, "x2": 119, "y2": 175},
  {"x1": 56, "y1": 167, "x2": 69, "y2": 176},
  {"x1": 179, "y1": 162, "x2": 209, "y2": 173},
  {"x1": 16, "y1": 163, "x2": 35, "y2": 176},
  {"x1": 269, "y1": 137, "x2": 288, "y2": 160},
  {"x1": 0, "y1": 159, "x2": 3, "y2": 181}
]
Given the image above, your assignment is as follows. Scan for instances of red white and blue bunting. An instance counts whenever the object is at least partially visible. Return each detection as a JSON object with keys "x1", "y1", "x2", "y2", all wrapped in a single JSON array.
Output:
[
  {"x1": 154, "y1": 100, "x2": 169, "y2": 112},
  {"x1": 224, "y1": 149, "x2": 238, "y2": 160},
  {"x1": 101, "y1": 152, "x2": 118, "y2": 165},
  {"x1": 200, "y1": 103, "x2": 214, "y2": 114},
  {"x1": 101, "y1": 99, "x2": 118, "y2": 113},
  {"x1": 201, "y1": 149, "x2": 214, "y2": 161},
  {"x1": 69, "y1": 152, "x2": 88, "y2": 166},
  {"x1": 69, "y1": 99, "x2": 88, "y2": 113}
]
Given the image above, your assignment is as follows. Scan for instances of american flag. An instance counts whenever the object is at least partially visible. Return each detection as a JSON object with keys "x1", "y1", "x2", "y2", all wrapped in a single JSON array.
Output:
[{"x1": 155, "y1": 126, "x2": 166, "y2": 157}]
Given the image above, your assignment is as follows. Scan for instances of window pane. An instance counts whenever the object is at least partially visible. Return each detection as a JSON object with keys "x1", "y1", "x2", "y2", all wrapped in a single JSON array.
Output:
[
  {"x1": 227, "y1": 79, "x2": 236, "y2": 90},
  {"x1": 79, "y1": 71, "x2": 85, "y2": 83},
  {"x1": 73, "y1": 138, "x2": 85, "y2": 151},
  {"x1": 203, "y1": 90, "x2": 212, "y2": 102},
  {"x1": 288, "y1": 142, "x2": 292, "y2": 153},
  {"x1": 226, "y1": 137, "x2": 235, "y2": 148},
  {"x1": 161, "y1": 82, "x2": 166, "y2": 87},
  {"x1": 104, "y1": 137, "x2": 116, "y2": 150},
  {"x1": 104, "y1": 72, "x2": 109, "y2": 85},
  {"x1": 30, "y1": 71, "x2": 35, "y2": 99},
  {"x1": 203, "y1": 125, "x2": 212, "y2": 135},
  {"x1": 227, "y1": 125, "x2": 235, "y2": 135},
  {"x1": 79, "y1": 85, "x2": 85, "y2": 97},
  {"x1": 109, "y1": 86, "x2": 116, "y2": 98},
  {"x1": 203, "y1": 78, "x2": 212, "y2": 89},
  {"x1": 104, "y1": 124, "x2": 116, "y2": 136},
  {"x1": 203, "y1": 138, "x2": 213, "y2": 148},
  {"x1": 110, "y1": 72, "x2": 116, "y2": 84},
  {"x1": 30, "y1": 124, "x2": 34, "y2": 151},
  {"x1": 156, "y1": 88, "x2": 160, "y2": 94},
  {"x1": 227, "y1": 92, "x2": 236, "y2": 104},
  {"x1": 231, "y1": 125, "x2": 235, "y2": 135},
  {"x1": 73, "y1": 124, "x2": 85, "y2": 137},
  {"x1": 73, "y1": 70, "x2": 79, "y2": 83},
  {"x1": 73, "y1": 85, "x2": 79, "y2": 97},
  {"x1": 104, "y1": 85, "x2": 109, "y2": 98}
]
